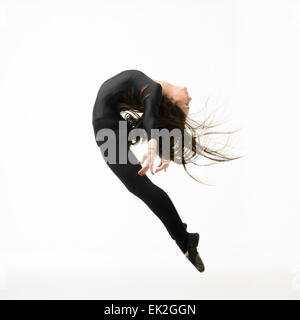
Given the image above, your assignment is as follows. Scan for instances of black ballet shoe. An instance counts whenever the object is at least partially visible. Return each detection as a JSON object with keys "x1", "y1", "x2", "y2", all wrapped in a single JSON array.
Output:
[{"x1": 185, "y1": 233, "x2": 205, "y2": 273}]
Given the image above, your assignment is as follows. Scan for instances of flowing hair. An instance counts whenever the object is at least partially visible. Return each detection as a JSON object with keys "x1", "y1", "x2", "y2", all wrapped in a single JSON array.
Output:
[{"x1": 117, "y1": 84, "x2": 242, "y2": 185}]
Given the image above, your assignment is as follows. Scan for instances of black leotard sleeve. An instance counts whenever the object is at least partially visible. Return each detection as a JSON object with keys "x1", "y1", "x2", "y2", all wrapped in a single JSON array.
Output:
[{"x1": 93, "y1": 69, "x2": 162, "y2": 141}]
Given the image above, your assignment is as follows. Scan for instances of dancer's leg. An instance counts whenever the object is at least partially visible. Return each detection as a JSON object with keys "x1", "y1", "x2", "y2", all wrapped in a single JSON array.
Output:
[{"x1": 96, "y1": 126, "x2": 189, "y2": 253}]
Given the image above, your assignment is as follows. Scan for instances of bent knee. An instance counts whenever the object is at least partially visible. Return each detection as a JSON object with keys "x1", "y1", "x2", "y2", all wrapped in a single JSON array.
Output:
[
  {"x1": 124, "y1": 178, "x2": 153, "y2": 198},
  {"x1": 125, "y1": 182, "x2": 143, "y2": 197}
]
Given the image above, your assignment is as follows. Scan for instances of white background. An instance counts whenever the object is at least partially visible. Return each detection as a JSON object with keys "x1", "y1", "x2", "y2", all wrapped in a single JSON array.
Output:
[{"x1": 0, "y1": 0, "x2": 299, "y2": 299}]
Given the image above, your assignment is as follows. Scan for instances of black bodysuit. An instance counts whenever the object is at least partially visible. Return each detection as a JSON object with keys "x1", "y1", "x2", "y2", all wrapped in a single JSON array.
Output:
[
  {"x1": 92, "y1": 69, "x2": 188, "y2": 253},
  {"x1": 92, "y1": 69, "x2": 162, "y2": 141}
]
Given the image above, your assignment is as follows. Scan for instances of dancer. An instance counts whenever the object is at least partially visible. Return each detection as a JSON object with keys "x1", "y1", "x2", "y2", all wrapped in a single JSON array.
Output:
[{"x1": 92, "y1": 69, "x2": 239, "y2": 272}]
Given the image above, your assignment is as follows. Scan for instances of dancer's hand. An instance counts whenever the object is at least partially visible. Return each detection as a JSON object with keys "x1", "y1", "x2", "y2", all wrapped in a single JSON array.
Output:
[
  {"x1": 155, "y1": 158, "x2": 170, "y2": 174},
  {"x1": 138, "y1": 138, "x2": 157, "y2": 176}
]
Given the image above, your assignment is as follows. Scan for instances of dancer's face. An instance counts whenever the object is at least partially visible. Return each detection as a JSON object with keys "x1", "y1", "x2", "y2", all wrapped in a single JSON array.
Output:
[{"x1": 172, "y1": 86, "x2": 192, "y2": 116}]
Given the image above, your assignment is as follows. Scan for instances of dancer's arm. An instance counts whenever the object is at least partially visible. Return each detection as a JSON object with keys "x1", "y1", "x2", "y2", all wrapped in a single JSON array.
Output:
[
  {"x1": 132, "y1": 72, "x2": 162, "y2": 175},
  {"x1": 142, "y1": 82, "x2": 162, "y2": 142}
]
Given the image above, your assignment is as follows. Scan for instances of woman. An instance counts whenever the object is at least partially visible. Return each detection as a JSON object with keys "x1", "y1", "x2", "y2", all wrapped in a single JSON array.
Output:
[{"x1": 92, "y1": 69, "x2": 240, "y2": 273}]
